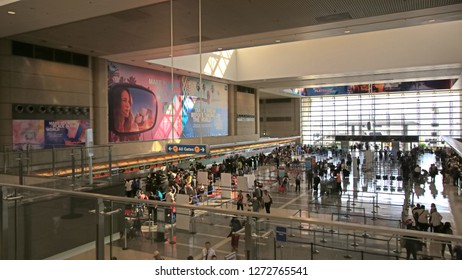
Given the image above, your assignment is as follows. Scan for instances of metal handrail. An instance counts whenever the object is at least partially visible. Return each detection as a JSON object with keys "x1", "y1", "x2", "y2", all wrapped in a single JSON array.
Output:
[{"x1": 2, "y1": 182, "x2": 462, "y2": 243}]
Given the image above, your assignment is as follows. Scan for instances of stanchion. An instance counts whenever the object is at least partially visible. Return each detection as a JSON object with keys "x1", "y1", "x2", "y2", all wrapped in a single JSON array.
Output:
[
  {"x1": 299, "y1": 209, "x2": 303, "y2": 229},
  {"x1": 345, "y1": 198, "x2": 351, "y2": 219},
  {"x1": 190, "y1": 213, "x2": 197, "y2": 234},
  {"x1": 344, "y1": 234, "x2": 352, "y2": 259},
  {"x1": 371, "y1": 196, "x2": 377, "y2": 216},
  {"x1": 329, "y1": 225, "x2": 336, "y2": 234},
  {"x1": 351, "y1": 232, "x2": 359, "y2": 247},
  {"x1": 393, "y1": 235, "x2": 400, "y2": 254},
  {"x1": 320, "y1": 225, "x2": 327, "y2": 243},
  {"x1": 273, "y1": 237, "x2": 277, "y2": 260},
  {"x1": 123, "y1": 227, "x2": 128, "y2": 250},
  {"x1": 312, "y1": 231, "x2": 319, "y2": 254},
  {"x1": 169, "y1": 211, "x2": 176, "y2": 244}
]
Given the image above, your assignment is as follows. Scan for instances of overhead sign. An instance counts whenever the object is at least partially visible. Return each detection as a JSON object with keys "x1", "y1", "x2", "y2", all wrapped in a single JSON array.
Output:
[{"x1": 166, "y1": 144, "x2": 208, "y2": 154}]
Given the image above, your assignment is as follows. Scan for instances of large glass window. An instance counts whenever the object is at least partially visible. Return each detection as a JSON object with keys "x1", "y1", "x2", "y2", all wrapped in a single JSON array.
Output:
[{"x1": 301, "y1": 90, "x2": 461, "y2": 146}]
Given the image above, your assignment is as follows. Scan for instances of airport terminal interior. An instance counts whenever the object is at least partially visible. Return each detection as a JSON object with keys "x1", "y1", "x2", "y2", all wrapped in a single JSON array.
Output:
[{"x1": 1, "y1": 0, "x2": 462, "y2": 260}]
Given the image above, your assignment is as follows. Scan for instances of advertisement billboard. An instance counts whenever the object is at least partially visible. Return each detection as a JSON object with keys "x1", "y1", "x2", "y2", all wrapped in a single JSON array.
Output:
[
  {"x1": 302, "y1": 79, "x2": 457, "y2": 96},
  {"x1": 12, "y1": 119, "x2": 90, "y2": 150},
  {"x1": 108, "y1": 62, "x2": 228, "y2": 143}
]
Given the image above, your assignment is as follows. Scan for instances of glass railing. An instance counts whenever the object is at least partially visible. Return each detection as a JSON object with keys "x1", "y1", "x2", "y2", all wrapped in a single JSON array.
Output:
[
  {"x1": 0, "y1": 145, "x2": 113, "y2": 178},
  {"x1": 1, "y1": 182, "x2": 462, "y2": 260}
]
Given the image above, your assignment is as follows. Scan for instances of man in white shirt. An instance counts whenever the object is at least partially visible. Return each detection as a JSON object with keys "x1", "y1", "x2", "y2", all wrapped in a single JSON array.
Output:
[
  {"x1": 166, "y1": 188, "x2": 175, "y2": 203},
  {"x1": 417, "y1": 205, "x2": 429, "y2": 231},
  {"x1": 124, "y1": 179, "x2": 132, "y2": 197},
  {"x1": 202, "y1": 241, "x2": 216, "y2": 260}
]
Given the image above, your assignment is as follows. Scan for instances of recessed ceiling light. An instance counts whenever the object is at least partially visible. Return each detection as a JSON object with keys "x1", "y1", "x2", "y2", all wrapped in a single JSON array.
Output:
[
  {"x1": 7, "y1": 10, "x2": 16, "y2": 14},
  {"x1": 344, "y1": 30, "x2": 351, "y2": 34},
  {"x1": 428, "y1": 19, "x2": 436, "y2": 23},
  {"x1": 275, "y1": 40, "x2": 281, "y2": 43}
]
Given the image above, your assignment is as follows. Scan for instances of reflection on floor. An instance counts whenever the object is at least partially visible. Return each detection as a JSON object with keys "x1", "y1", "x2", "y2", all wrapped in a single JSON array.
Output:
[{"x1": 64, "y1": 151, "x2": 462, "y2": 260}]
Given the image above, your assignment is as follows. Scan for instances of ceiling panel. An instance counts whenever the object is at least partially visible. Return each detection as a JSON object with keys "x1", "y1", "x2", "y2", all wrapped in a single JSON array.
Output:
[
  {"x1": 5, "y1": 0, "x2": 462, "y2": 56},
  {"x1": 2, "y1": 0, "x2": 462, "y2": 94}
]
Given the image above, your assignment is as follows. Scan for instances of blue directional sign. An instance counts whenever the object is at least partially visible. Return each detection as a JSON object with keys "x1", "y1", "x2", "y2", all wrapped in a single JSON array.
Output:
[{"x1": 166, "y1": 144, "x2": 208, "y2": 154}]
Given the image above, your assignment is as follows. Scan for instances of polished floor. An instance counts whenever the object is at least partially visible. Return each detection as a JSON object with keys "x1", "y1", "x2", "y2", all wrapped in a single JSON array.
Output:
[{"x1": 62, "y1": 151, "x2": 462, "y2": 260}]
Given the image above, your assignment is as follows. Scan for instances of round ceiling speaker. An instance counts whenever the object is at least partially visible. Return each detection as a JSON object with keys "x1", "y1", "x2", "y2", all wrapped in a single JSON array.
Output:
[
  {"x1": 26, "y1": 105, "x2": 35, "y2": 113},
  {"x1": 15, "y1": 104, "x2": 24, "y2": 113},
  {"x1": 38, "y1": 105, "x2": 47, "y2": 114}
]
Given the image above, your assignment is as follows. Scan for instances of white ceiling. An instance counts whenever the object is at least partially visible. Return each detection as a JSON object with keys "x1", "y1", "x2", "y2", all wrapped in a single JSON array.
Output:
[{"x1": 2, "y1": 0, "x2": 462, "y2": 98}]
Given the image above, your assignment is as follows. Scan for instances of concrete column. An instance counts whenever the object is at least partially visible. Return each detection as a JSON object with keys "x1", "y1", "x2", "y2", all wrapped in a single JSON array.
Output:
[
  {"x1": 0, "y1": 187, "x2": 10, "y2": 259},
  {"x1": 91, "y1": 58, "x2": 109, "y2": 145},
  {"x1": 352, "y1": 157, "x2": 358, "y2": 178},
  {"x1": 228, "y1": 84, "x2": 236, "y2": 139},
  {"x1": 294, "y1": 98, "x2": 301, "y2": 142},
  {"x1": 255, "y1": 90, "x2": 260, "y2": 135}
]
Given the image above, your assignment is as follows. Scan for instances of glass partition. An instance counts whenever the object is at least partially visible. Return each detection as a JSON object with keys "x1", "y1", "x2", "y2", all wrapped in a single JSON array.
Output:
[
  {"x1": 2, "y1": 182, "x2": 462, "y2": 260},
  {"x1": 1, "y1": 186, "x2": 102, "y2": 259},
  {"x1": 301, "y1": 90, "x2": 462, "y2": 146}
]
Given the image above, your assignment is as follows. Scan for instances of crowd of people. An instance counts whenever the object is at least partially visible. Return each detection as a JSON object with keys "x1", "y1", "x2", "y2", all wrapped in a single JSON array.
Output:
[{"x1": 119, "y1": 142, "x2": 462, "y2": 260}]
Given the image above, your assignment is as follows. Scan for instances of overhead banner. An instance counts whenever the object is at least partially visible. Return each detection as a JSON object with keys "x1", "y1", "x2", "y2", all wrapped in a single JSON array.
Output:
[
  {"x1": 299, "y1": 79, "x2": 457, "y2": 96},
  {"x1": 108, "y1": 62, "x2": 228, "y2": 143}
]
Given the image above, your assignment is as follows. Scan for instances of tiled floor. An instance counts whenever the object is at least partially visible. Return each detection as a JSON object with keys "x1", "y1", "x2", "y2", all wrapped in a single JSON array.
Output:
[{"x1": 64, "y1": 151, "x2": 462, "y2": 260}]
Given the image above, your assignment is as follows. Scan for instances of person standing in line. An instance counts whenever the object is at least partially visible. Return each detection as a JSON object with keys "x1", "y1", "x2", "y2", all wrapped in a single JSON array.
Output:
[
  {"x1": 245, "y1": 193, "x2": 253, "y2": 212},
  {"x1": 306, "y1": 169, "x2": 313, "y2": 190},
  {"x1": 165, "y1": 187, "x2": 175, "y2": 203},
  {"x1": 124, "y1": 179, "x2": 132, "y2": 197},
  {"x1": 236, "y1": 190, "x2": 244, "y2": 211},
  {"x1": 262, "y1": 190, "x2": 273, "y2": 214},
  {"x1": 313, "y1": 173, "x2": 321, "y2": 193},
  {"x1": 336, "y1": 172, "x2": 342, "y2": 195},
  {"x1": 429, "y1": 203, "x2": 443, "y2": 232},
  {"x1": 295, "y1": 173, "x2": 301, "y2": 193},
  {"x1": 202, "y1": 241, "x2": 216, "y2": 260},
  {"x1": 412, "y1": 203, "x2": 421, "y2": 227},
  {"x1": 417, "y1": 205, "x2": 430, "y2": 231}
]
